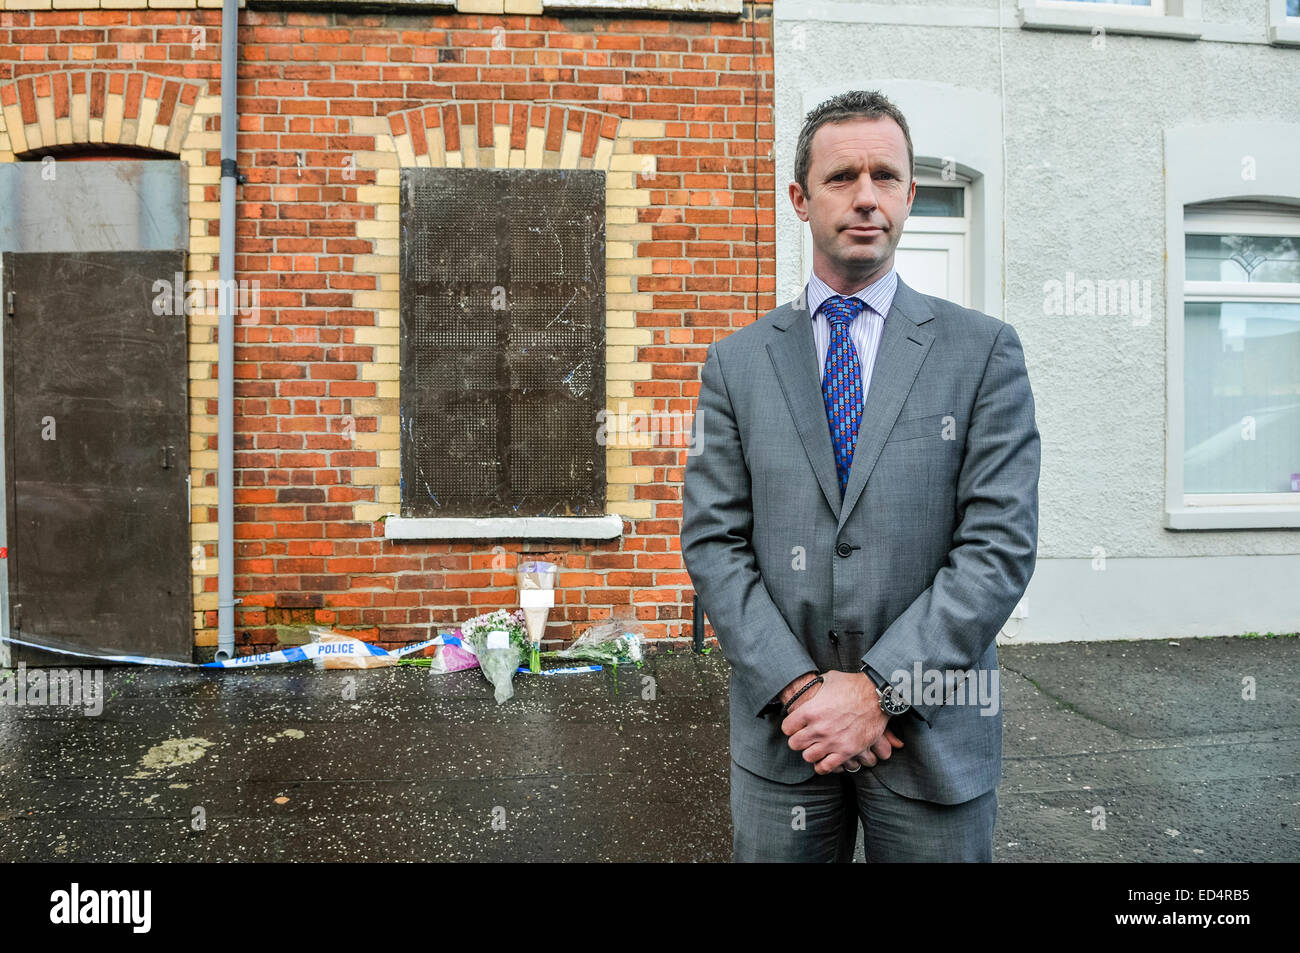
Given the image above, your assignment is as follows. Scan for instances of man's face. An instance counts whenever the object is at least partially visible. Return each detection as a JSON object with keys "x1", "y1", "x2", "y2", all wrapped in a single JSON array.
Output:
[{"x1": 790, "y1": 116, "x2": 916, "y2": 289}]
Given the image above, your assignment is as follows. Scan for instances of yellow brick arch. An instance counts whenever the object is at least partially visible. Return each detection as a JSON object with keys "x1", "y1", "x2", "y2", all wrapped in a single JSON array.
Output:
[{"x1": 0, "y1": 69, "x2": 211, "y2": 160}]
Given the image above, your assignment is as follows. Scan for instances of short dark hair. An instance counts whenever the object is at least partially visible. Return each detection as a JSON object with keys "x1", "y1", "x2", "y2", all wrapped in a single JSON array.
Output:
[{"x1": 794, "y1": 90, "x2": 914, "y2": 195}]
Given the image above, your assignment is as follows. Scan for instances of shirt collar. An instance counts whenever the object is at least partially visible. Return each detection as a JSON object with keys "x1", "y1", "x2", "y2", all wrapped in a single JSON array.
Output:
[{"x1": 805, "y1": 267, "x2": 899, "y2": 322}]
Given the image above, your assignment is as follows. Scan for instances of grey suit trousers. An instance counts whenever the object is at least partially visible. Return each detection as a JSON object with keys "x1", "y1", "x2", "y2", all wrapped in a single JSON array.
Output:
[{"x1": 730, "y1": 757, "x2": 997, "y2": 862}]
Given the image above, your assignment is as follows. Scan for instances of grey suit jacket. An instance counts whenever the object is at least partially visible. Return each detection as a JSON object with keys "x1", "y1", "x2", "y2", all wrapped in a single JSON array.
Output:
[{"x1": 681, "y1": 276, "x2": 1040, "y2": 804}]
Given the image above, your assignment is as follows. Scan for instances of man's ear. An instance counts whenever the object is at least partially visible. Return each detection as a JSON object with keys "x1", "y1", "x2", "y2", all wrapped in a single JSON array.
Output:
[{"x1": 789, "y1": 181, "x2": 810, "y2": 222}]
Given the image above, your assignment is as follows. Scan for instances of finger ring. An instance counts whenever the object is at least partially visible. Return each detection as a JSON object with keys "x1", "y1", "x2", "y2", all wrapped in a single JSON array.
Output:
[{"x1": 845, "y1": 763, "x2": 862, "y2": 773}]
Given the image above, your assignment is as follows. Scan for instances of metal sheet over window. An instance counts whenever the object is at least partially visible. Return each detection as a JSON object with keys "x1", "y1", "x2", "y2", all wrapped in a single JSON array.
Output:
[{"x1": 400, "y1": 168, "x2": 606, "y2": 517}]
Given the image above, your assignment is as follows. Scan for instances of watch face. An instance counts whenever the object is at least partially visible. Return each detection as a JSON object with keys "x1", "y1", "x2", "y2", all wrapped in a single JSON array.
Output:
[{"x1": 880, "y1": 685, "x2": 910, "y2": 716}]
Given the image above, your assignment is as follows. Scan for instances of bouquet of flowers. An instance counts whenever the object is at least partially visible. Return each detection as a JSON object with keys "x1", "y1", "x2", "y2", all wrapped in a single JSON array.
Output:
[
  {"x1": 394, "y1": 628, "x2": 480, "y2": 673},
  {"x1": 459, "y1": 609, "x2": 529, "y2": 705},
  {"x1": 554, "y1": 620, "x2": 645, "y2": 668},
  {"x1": 517, "y1": 561, "x2": 557, "y2": 672}
]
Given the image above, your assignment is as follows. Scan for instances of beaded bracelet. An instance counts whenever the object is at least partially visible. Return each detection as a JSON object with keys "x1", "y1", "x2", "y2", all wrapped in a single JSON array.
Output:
[{"x1": 780, "y1": 674, "x2": 824, "y2": 719}]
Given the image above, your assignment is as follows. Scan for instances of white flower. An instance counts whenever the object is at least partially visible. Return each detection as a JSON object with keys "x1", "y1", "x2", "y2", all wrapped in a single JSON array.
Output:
[{"x1": 460, "y1": 609, "x2": 526, "y2": 645}]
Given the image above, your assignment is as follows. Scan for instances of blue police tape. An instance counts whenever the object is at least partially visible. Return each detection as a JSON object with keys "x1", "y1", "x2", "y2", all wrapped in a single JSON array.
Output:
[
  {"x1": 388, "y1": 635, "x2": 457, "y2": 658},
  {"x1": 0, "y1": 632, "x2": 462, "y2": 669},
  {"x1": 1, "y1": 634, "x2": 206, "y2": 667},
  {"x1": 1, "y1": 632, "x2": 603, "y2": 675}
]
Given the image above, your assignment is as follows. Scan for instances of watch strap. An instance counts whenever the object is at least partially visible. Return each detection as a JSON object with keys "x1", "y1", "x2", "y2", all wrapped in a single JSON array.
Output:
[{"x1": 861, "y1": 664, "x2": 889, "y2": 691}]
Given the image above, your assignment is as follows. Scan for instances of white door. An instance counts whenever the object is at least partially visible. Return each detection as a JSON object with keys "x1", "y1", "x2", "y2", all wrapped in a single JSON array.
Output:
[
  {"x1": 895, "y1": 232, "x2": 965, "y2": 303},
  {"x1": 896, "y1": 175, "x2": 970, "y2": 306}
]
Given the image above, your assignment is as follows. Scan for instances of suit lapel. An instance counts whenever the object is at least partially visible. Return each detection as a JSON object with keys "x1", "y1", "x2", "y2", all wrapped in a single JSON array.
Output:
[
  {"x1": 767, "y1": 291, "x2": 843, "y2": 517},
  {"x1": 836, "y1": 279, "x2": 935, "y2": 532},
  {"x1": 767, "y1": 276, "x2": 937, "y2": 530}
]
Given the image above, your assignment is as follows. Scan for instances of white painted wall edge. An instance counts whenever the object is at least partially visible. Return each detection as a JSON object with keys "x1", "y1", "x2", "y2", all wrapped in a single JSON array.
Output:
[
  {"x1": 774, "y1": 0, "x2": 1292, "y2": 46},
  {"x1": 385, "y1": 514, "x2": 625, "y2": 540},
  {"x1": 995, "y1": 554, "x2": 1300, "y2": 644}
]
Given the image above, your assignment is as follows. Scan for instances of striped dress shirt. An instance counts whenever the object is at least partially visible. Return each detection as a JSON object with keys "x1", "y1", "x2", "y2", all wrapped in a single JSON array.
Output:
[{"x1": 805, "y1": 267, "x2": 898, "y2": 400}]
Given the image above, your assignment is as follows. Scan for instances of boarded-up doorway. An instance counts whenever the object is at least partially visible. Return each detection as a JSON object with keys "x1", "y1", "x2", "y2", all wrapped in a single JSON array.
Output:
[
  {"x1": 0, "y1": 160, "x2": 191, "y2": 665},
  {"x1": 2, "y1": 251, "x2": 191, "y2": 664}
]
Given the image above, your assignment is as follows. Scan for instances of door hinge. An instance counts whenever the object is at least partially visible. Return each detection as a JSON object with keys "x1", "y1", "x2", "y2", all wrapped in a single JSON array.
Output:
[{"x1": 6, "y1": 291, "x2": 13, "y2": 316}]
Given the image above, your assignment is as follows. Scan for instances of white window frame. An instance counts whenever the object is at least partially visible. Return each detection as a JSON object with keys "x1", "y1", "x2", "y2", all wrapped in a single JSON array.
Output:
[
  {"x1": 1164, "y1": 122, "x2": 1300, "y2": 530},
  {"x1": 1181, "y1": 206, "x2": 1300, "y2": 506},
  {"x1": 1018, "y1": 0, "x2": 1203, "y2": 39},
  {"x1": 1037, "y1": 0, "x2": 1167, "y2": 15}
]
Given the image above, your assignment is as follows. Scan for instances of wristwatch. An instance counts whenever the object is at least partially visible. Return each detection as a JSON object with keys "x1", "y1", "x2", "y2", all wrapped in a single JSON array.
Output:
[{"x1": 863, "y1": 666, "x2": 911, "y2": 717}]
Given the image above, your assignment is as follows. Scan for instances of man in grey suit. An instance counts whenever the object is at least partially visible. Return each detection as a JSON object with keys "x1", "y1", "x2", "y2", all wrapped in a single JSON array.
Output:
[{"x1": 681, "y1": 90, "x2": 1040, "y2": 862}]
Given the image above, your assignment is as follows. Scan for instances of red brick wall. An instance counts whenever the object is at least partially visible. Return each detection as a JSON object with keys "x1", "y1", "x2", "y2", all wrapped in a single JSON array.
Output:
[{"x1": 0, "y1": 2, "x2": 775, "y2": 656}]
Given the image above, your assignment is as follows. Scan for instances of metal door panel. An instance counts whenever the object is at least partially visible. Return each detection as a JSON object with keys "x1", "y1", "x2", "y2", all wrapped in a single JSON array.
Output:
[{"x1": 4, "y1": 250, "x2": 190, "y2": 664}]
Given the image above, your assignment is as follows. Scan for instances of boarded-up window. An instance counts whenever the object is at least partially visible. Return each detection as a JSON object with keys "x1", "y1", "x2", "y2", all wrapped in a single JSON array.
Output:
[{"x1": 399, "y1": 168, "x2": 606, "y2": 518}]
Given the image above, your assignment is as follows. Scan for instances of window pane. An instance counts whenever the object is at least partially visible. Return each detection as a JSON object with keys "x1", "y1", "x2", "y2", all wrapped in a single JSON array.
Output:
[
  {"x1": 1290, "y1": 0, "x2": 1299, "y2": 18},
  {"x1": 1184, "y1": 301, "x2": 1300, "y2": 493},
  {"x1": 911, "y1": 185, "x2": 963, "y2": 217},
  {"x1": 1186, "y1": 233, "x2": 1300, "y2": 283}
]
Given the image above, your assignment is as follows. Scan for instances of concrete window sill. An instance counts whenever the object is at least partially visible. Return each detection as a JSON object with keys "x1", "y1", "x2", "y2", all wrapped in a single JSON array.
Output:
[
  {"x1": 1165, "y1": 506, "x2": 1300, "y2": 530},
  {"x1": 1017, "y1": 0, "x2": 1203, "y2": 40},
  {"x1": 384, "y1": 514, "x2": 625, "y2": 540},
  {"x1": 1268, "y1": 0, "x2": 1300, "y2": 47}
]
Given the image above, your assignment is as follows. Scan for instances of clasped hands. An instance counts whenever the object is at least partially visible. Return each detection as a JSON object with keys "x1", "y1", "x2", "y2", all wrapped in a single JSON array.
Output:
[{"x1": 779, "y1": 670, "x2": 903, "y2": 774}]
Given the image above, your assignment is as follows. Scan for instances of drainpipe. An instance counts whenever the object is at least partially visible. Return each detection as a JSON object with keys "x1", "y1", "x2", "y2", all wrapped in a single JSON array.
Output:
[{"x1": 215, "y1": 0, "x2": 241, "y2": 662}]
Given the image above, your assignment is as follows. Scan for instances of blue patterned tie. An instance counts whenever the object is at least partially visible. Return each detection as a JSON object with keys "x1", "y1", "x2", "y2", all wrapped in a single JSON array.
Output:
[{"x1": 820, "y1": 295, "x2": 866, "y2": 497}]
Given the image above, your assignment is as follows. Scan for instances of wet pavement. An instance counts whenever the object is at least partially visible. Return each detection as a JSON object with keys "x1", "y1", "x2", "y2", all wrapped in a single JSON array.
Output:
[{"x1": 0, "y1": 635, "x2": 1296, "y2": 862}]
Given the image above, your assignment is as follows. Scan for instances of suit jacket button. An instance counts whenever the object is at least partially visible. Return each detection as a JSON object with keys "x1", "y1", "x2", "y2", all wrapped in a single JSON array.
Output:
[{"x1": 836, "y1": 542, "x2": 852, "y2": 557}]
